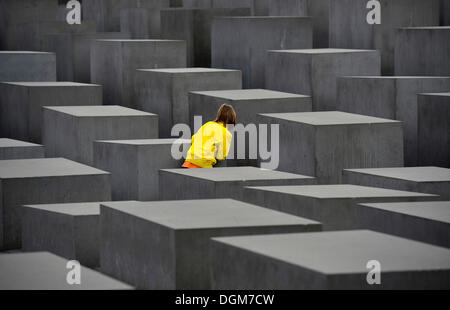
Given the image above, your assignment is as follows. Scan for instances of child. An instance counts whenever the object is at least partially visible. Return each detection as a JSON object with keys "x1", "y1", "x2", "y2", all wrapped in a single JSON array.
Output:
[{"x1": 182, "y1": 104, "x2": 236, "y2": 168}]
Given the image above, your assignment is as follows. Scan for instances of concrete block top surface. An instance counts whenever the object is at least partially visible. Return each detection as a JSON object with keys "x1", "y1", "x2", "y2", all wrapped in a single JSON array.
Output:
[
  {"x1": 246, "y1": 184, "x2": 438, "y2": 199},
  {"x1": 419, "y1": 92, "x2": 450, "y2": 97},
  {"x1": 268, "y1": 48, "x2": 377, "y2": 54},
  {"x1": 101, "y1": 199, "x2": 320, "y2": 229},
  {"x1": 138, "y1": 68, "x2": 240, "y2": 74},
  {"x1": 96, "y1": 138, "x2": 191, "y2": 146},
  {"x1": 399, "y1": 26, "x2": 450, "y2": 30},
  {"x1": 161, "y1": 167, "x2": 315, "y2": 182},
  {"x1": 0, "y1": 138, "x2": 42, "y2": 148},
  {"x1": 0, "y1": 82, "x2": 101, "y2": 87},
  {"x1": 259, "y1": 111, "x2": 400, "y2": 126},
  {"x1": 43, "y1": 106, "x2": 157, "y2": 117},
  {"x1": 358, "y1": 201, "x2": 450, "y2": 224},
  {"x1": 0, "y1": 252, "x2": 133, "y2": 290},
  {"x1": 341, "y1": 76, "x2": 450, "y2": 80},
  {"x1": 190, "y1": 89, "x2": 309, "y2": 100},
  {"x1": 344, "y1": 167, "x2": 450, "y2": 183},
  {"x1": 0, "y1": 158, "x2": 109, "y2": 179},
  {"x1": 22, "y1": 202, "x2": 105, "y2": 216},
  {"x1": 96, "y1": 39, "x2": 185, "y2": 43},
  {"x1": 212, "y1": 230, "x2": 450, "y2": 274},
  {"x1": 0, "y1": 51, "x2": 54, "y2": 55}
]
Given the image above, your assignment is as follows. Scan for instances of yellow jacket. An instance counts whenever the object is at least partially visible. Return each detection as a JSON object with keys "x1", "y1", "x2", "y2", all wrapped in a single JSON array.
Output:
[{"x1": 185, "y1": 121, "x2": 233, "y2": 168}]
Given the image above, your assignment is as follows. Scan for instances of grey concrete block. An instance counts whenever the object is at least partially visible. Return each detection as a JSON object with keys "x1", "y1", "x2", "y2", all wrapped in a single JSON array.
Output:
[
  {"x1": 0, "y1": 158, "x2": 111, "y2": 250},
  {"x1": 175, "y1": 0, "x2": 265, "y2": 15},
  {"x1": 189, "y1": 89, "x2": 312, "y2": 166},
  {"x1": 211, "y1": 230, "x2": 450, "y2": 289},
  {"x1": 0, "y1": 252, "x2": 132, "y2": 290},
  {"x1": 161, "y1": 8, "x2": 250, "y2": 67},
  {"x1": 243, "y1": 184, "x2": 439, "y2": 231},
  {"x1": 93, "y1": 139, "x2": 191, "y2": 200},
  {"x1": 395, "y1": 27, "x2": 450, "y2": 76},
  {"x1": 160, "y1": 167, "x2": 316, "y2": 201},
  {"x1": 265, "y1": 49, "x2": 381, "y2": 111},
  {"x1": 343, "y1": 167, "x2": 450, "y2": 200},
  {"x1": 83, "y1": 0, "x2": 170, "y2": 32},
  {"x1": 212, "y1": 17, "x2": 312, "y2": 88},
  {"x1": 0, "y1": 138, "x2": 44, "y2": 160},
  {"x1": 0, "y1": 51, "x2": 56, "y2": 82},
  {"x1": 21, "y1": 202, "x2": 105, "y2": 267},
  {"x1": 258, "y1": 111, "x2": 404, "y2": 183},
  {"x1": 43, "y1": 106, "x2": 158, "y2": 165},
  {"x1": 442, "y1": 0, "x2": 450, "y2": 26},
  {"x1": 357, "y1": 201, "x2": 450, "y2": 248},
  {"x1": 268, "y1": 0, "x2": 307, "y2": 16},
  {"x1": 100, "y1": 199, "x2": 321, "y2": 289},
  {"x1": 417, "y1": 93, "x2": 450, "y2": 168},
  {"x1": 91, "y1": 39, "x2": 187, "y2": 108},
  {"x1": 42, "y1": 32, "x2": 131, "y2": 82},
  {"x1": 0, "y1": 82, "x2": 102, "y2": 143},
  {"x1": 120, "y1": 8, "x2": 162, "y2": 39},
  {"x1": 329, "y1": 0, "x2": 439, "y2": 75},
  {"x1": 135, "y1": 68, "x2": 241, "y2": 137},
  {"x1": 337, "y1": 77, "x2": 450, "y2": 166}
]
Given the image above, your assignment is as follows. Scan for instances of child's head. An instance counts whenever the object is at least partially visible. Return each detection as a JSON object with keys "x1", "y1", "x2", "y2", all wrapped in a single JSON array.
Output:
[{"x1": 215, "y1": 104, "x2": 236, "y2": 126}]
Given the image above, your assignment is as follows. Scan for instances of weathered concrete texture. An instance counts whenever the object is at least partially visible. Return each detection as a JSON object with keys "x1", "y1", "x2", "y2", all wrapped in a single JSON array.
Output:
[
  {"x1": 42, "y1": 32, "x2": 131, "y2": 82},
  {"x1": 212, "y1": 17, "x2": 312, "y2": 89},
  {"x1": 0, "y1": 158, "x2": 111, "y2": 250},
  {"x1": 91, "y1": 39, "x2": 186, "y2": 108},
  {"x1": 100, "y1": 199, "x2": 321, "y2": 289},
  {"x1": 175, "y1": 0, "x2": 267, "y2": 15},
  {"x1": 0, "y1": 138, "x2": 44, "y2": 160},
  {"x1": 0, "y1": 0, "x2": 60, "y2": 50},
  {"x1": 243, "y1": 184, "x2": 439, "y2": 230},
  {"x1": 161, "y1": 7, "x2": 250, "y2": 67},
  {"x1": 0, "y1": 252, "x2": 132, "y2": 290},
  {"x1": 357, "y1": 201, "x2": 450, "y2": 248},
  {"x1": 83, "y1": 0, "x2": 170, "y2": 32},
  {"x1": 160, "y1": 167, "x2": 316, "y2": 201},
  {"x1": 189, "y1": 89, "x2": 312, "y2": 166},
  {"x1": 135, "y1": 68, "x2": 242, "y2": 137},
  {"x1": 21, "y1": 202, "x2": 104, "y2": 267},
  {"x1": 417, "y1": 93, "x2": 450, "y2": 168},
  {"x1": 268, "y1": 0, "x2": 307, "y2": 16},
  {"x1": 120, "y1": 8, "x2": 162, "y2": 39},
  {"x1": 43, "y1": 106, "x2": 158, "y2": 165},
  {"x1": 266, "y1": 49, "x2": 381, "y2": 111},
  {"x1": 329, "y1": 0, "x2": 439, "y2": 75},
  {"x1": 336, "y1": 76, "x2": 450, "y2": 166},
  {"x1": 15, "y1": 21, "x2": 97, "y2": 51},
  {"x1": 93, "y1": 139, "x2": 191, "y2": 200},
  {"x1": 258, "y1": 112, "x2": 404, "y2": 183},
  {"x1": 0, "y1": 51, "x2": 56, "y2": 82},
  {"x1": 0, "y1": 82, "x2": 102, "y2": 143},
  {"x1": 395, "y1": 27, "x2": 450, "y2": 76},
  {"x1": 211, "y1": 230, "x2": 450, "y2": 289},
  {"x1": 442, "y1": 0, "x2": 450, "y2": 25},
  {"x1": 343, "y1": 167, "x2": 450, "y2": 200}
]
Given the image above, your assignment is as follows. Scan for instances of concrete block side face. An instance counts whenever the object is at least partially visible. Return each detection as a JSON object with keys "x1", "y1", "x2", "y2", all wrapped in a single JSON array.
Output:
[
  {"x1": 315, "y1": 123, "x2": 404, "y2": 184},
  {"x1": 93, "y1": 143, "x2": 139, "y2": 201},
  {"x1": 42, "y1": 109, "x2": 78, "y2": 160},
  {"x1": 121, "y1": 8, "x2": 162, "y2": 40},
  {"x1": 396, "y1": 79, "x2": 450, "y2": 166},
  {"x1": 1, "y1": 175, "x2": 111, "y2": 250},
  {"x1": 0, "y1": 145, "x2": 45, "y2": 160},
  {"x1": 21, "y1": 208, "x2": 76, "y2": 261},
  {"x1": 135, "y1": 71, "x2": 173, "y2": 138},
  {"x1": 210, "y1": 239, "x2": 327, "y2": 289},
  {"x1": 268, "y1": 0, "x2": 308, "y2": 17},
  {"x1": 265, "y1": 52, "x2": 312, "y2": 96},
  {"x1": 337, "y1": 77, "x2": 397, "y2": 119},
  {"x1": 342, "y1": 170, "x2": 418, "y2": 192},
  {"x1": 307, "y1": 0, "x2": 329, "y2": 48},
  {"x1": 137, "y1": 143, "x2": 189, "y2": 201},
  {"x1": 91, "y1": 41, "x2": 123, "y2": 106},
  {"x1": 442, "y1": 0, "x2": 450, "y2": 26},
  {"x1": 74, "y1": 215, "x2": 100, "y2": 267},
  {"x1": 311, "y1": 52, "x2": 381, "y2": 111},
  {"x1": 0, "y1": 53, "x2": 57, "y2": 82},
  {"x1": 355, "y1": 204, "x2": 450, "y2": 249},
  {"x1": 395, "y1": 28, "x2": 450, "y2": 76},
  {"x1": 417, "y1": 94, "x2": 450, "y2": 168},
  {"x1": 41, "y1": 34, "x2": 74, "y2": 81},
  {"x1": 0, "y1": 84, "x2": 30, "y2": 141},
  {"x1": 159, "y1": 171, "x2": 217, "y2": 200},
  {"x1": 100, "y1": 205, "x2": 176, "y2": 289}
]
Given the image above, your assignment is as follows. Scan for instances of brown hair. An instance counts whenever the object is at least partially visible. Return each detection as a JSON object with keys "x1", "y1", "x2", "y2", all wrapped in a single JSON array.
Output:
[{"x1": 214, "y1": 104, "x2": 236, "y2": 125}]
